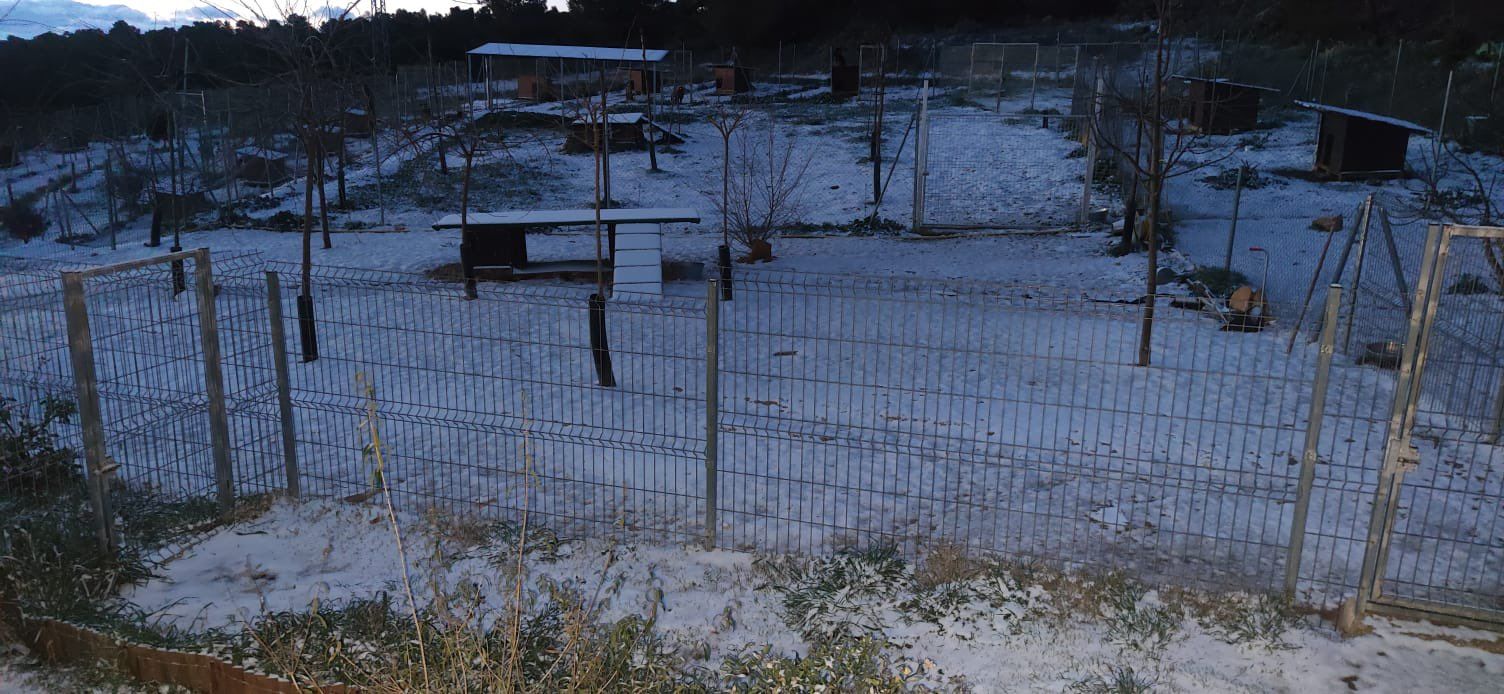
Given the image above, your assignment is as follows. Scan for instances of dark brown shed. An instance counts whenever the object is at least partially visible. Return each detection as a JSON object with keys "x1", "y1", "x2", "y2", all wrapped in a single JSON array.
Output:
[
  {"x1": 831, "y1": 65, "x2": 859, "y2": 98},
  {"x1": 1178, "y1": 76, "x2": 1276, "y2": 134},
  {"x1": 1296, "y1": 101, "x2": 1431, "y2": 180},
  {"x1": 234, "y1": 147, "x2": 291, "y2": 186}
]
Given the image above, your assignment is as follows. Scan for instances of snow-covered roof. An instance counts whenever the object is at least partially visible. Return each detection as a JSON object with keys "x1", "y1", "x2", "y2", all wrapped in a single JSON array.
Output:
[
  {"x1": 469, "y1": 43, "x2": 669, "y2": 63},
  {"x1": 433, "y1": 207, "x2": 700, "y2": 230},
  {"x1": 1294, "y1": 101, "x2": 1432, "y2": 134},
  {"x1": 572, "y1": 112, "x2": 648, "y2": 126},
  {"x1": 235, "y1": 147, "x2": 287, "y2": 160},
  {"x1": 1172, "y1": 75, "x2": 1278, "y2": 92}
]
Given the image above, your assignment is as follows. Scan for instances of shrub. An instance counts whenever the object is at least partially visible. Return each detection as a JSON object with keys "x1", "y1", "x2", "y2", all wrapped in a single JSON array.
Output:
[
  {"x1": 0, "y1": 395, "x2": 80, "y2": 495},
  {"x1": 721, "y1": 638, "x2": 921, "y2": 692},
  {"x1": 759, "y1": 545, "x2": 908, "y2": 640},
  {"x1": 1, "y1": 196, "x2": 49, "y2": 241}
]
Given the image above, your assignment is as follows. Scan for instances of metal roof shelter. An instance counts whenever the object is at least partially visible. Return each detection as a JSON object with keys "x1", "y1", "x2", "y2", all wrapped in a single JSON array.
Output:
[
  {"x1": 1295, "y1": 101, "x2": 1431, "y2": 179},
  {"x1": 466, "y1": 42, "x2": 671, "y2": 106},
  {"x1": 468, "y1": 43, "x2": 670, "y2": 63},
  {"x1": 465, "y1": 42, "x2": 674, "y2": 212}
]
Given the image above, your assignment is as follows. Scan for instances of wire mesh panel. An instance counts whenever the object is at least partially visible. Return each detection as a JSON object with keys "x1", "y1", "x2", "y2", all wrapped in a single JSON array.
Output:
[
  {"x1": 920, "y1": 112, "x2": 1089, "y2": 231},
  {"x1": 714, "y1": 270, "x2": 1372, "y2": 597},
  {"x1": 71, "y1": 252, "x2": 280, "y2": 505},
  {"x1": 272, "y1": 263, "x2": 706, "y2": 542},
  {"x1": 0, "y1": 257, "x2": 87, "y2": 500},
  {"x1": 1374, "y1": 231, "x2": 1504, "y2": 620}
]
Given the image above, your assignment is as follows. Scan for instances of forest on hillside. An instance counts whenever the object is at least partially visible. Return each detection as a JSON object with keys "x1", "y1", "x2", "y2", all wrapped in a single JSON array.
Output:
[{"x1": 0, "y1": 0, "x2": 1500, "y2": 115}]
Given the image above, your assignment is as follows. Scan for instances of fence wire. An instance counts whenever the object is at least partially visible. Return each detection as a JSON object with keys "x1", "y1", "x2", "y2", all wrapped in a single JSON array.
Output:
[
  {"x1": 920, "y1": 112, "x2": 1092, "y2": 231},
  {"x1": 7, "y1": 253, "x2": 1504, "y2": 615}
]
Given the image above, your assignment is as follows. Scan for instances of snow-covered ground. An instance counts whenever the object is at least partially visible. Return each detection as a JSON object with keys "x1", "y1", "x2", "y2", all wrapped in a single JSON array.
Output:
[
  {"x1": 116, "y1": 499, "x2": 1504, "y2": 692},
  {"x1": 3, "y1": 70, "x2": 1504, "y2": 675}
]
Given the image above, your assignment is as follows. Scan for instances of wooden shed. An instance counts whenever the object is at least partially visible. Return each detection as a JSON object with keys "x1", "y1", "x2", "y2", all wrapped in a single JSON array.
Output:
[
  {"x1": 1178, "y1": 76, "x2": 1276, "y2": 134},
  {"x1": 234, "y1": 147, "x2": 291, "y2": 186},
  {"x1": 831, "y1": 65, "x2": 860, "y2": 98},
  {"x1": 712, "y1": 64, "x2": 754, "y2": 95},
  {"x1": 564, "y1": 113, "x2": 683, "y2": 154},
  {"x1": 517, "y1": 74, "x2": 557, "y2": 101},
  {"x1": 153, "y1": 189, "x2": 214, "y2": 223},
  {"x1": 628, "y1": 68, "x2": 662, "y2": 95},
  {"x1": 1295, "y1": 101, "x2": 1431, "y2": 180},
  {"x1": 342, "y1": 108, "x2": 374, "y2": 138}
]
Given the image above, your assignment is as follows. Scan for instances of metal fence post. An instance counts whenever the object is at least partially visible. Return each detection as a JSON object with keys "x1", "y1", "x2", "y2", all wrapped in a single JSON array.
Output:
[
  {"x1": 912, "y1": 80, "x2": 929, "y2": 233},
  {"x1": 191, "y1": 249, "x2": 235, "y2": 516},
  {"x1": 61, "y1": 271, "x2": 116, "y2": 552},
  {"x1": 265, "y1": 270, "x2": 300, "y2": 498},
  {"x1": 705, "y1": 278, "x2": 720, "y2": 550},
  {"x1": 1285, "y1": 283, "x2": 1342, "y2": 598}
]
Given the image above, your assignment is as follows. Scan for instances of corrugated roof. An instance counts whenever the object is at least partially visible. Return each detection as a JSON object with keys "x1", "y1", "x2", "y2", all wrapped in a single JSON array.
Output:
[
  {"x1": 468, "y1": 43, "x2": 669, "y2": 63},
  {"x1": 1294, "y1": 101, "x2": 1432, "y2": 134}
]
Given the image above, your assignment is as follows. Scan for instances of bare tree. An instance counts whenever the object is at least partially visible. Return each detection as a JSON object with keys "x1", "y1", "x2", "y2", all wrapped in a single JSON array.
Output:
[
  {"x1": 217, "y1": 0, "x2": 362, "y2": 360},
  {"x1": 1402, "y1": 142, "x2": 1504, "y2": 284},
  {"x1": 707, "y1": 117, "x2": 814, "y2": 262},
  {"x1": 1088, "y1": 0, "x2": 1232, "y2": 366},
  {"x1": 706, "y1": 104, "x2": 753, "y2": 248}
]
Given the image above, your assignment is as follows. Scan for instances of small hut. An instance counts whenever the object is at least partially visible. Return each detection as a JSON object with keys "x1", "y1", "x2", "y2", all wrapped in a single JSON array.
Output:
[
  {"x1": 1178, "y1": 76, "x2": 1276, "y2": 134},
  {"x1": 628, "y1": 68, "x2": 662, "y2": 95},
  {"x1": 564, "y1": 113, "x2": 682, "y2": 154},
  {"x1": 517, "y1": 74, "x2": 557, "y2": 101},
  {"x1": 712, "y1": 64, "x2": 754, "y2": 95},
  {"x1": 153, "y1": 189, "x2": 214, "y2": 223},
  {"x1": 831, "y1": 65, "x2": 860, "y2": 98},
  {"x1": 234, "y1": 147, "x2": 291, "y2": 186},
  {"x1": 1295, "y1": 101, "x2": 1431, "y2": 179},
  {"x1": 343, "y1": 108, "x2": 374, "y2": 138}
]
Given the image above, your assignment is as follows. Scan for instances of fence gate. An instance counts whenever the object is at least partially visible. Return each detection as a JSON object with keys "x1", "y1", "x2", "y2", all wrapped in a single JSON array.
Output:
[
  {"x1": 1359, "y1": 224, "x2": 1504, "y2": 625},
  {"x1": 61, "y1": 249, "x2": 237, "y2": 550},
  {"x1": 913, "y1": 105, "x2": 1094, "y2": 233}
]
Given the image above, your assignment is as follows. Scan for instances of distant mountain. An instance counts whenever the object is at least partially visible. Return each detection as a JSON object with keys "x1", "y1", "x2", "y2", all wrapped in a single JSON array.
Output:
[{"x1": 0, "y1": 0, "x2": 152, "y2": 38}]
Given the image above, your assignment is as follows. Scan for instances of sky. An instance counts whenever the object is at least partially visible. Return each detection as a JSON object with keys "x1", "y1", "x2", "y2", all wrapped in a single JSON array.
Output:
[{"x1": 0, "y1": 0, "x2": 569, "y2": 38}]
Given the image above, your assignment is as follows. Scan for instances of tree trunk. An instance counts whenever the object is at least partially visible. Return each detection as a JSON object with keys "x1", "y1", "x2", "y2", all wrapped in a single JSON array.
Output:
[
  {"x1": 302, "y1": 131, "x2": 315, "y2": 299},
  {"x1": 1137, "y1": 30, "x2": 1169, "y2": 368},
  {"x1": 317, "y1": 138, "x2": 331, "y2": 249}
]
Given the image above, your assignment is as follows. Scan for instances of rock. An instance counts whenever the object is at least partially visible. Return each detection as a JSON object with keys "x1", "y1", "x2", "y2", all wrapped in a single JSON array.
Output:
[{"x1": 1311, "y1": 215, "x2": 1343, "y2": 232}]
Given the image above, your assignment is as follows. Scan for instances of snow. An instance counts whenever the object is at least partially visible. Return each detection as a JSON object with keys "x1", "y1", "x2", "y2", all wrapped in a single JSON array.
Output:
[
  {"x1": 119, "y1": 499, "x2": 1504, "y2": 692},
  {"x1": 469, "y1": 43, "x2": 671, "y2": 64},
  {"x1": 1294, "y1": 101, "x2": 1433, "y2": 134},
  {"x1": 432, "y1": 207, "x2": 703, "y2": 229},
  {"x1": 3, "y1": 62, "x2": 1504, "y2": 656}
]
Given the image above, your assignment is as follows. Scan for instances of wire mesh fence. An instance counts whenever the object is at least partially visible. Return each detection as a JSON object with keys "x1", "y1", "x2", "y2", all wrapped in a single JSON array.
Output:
[
  {"x1": 917, "y1": 111, "x2": 1093, "y2": 231},
  {"x1": 266, "y1": 261, "x2": 708, "y2": 543},
  {"x1": 7, "y1": 251, "x2": 1504, "y2": 616}
]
